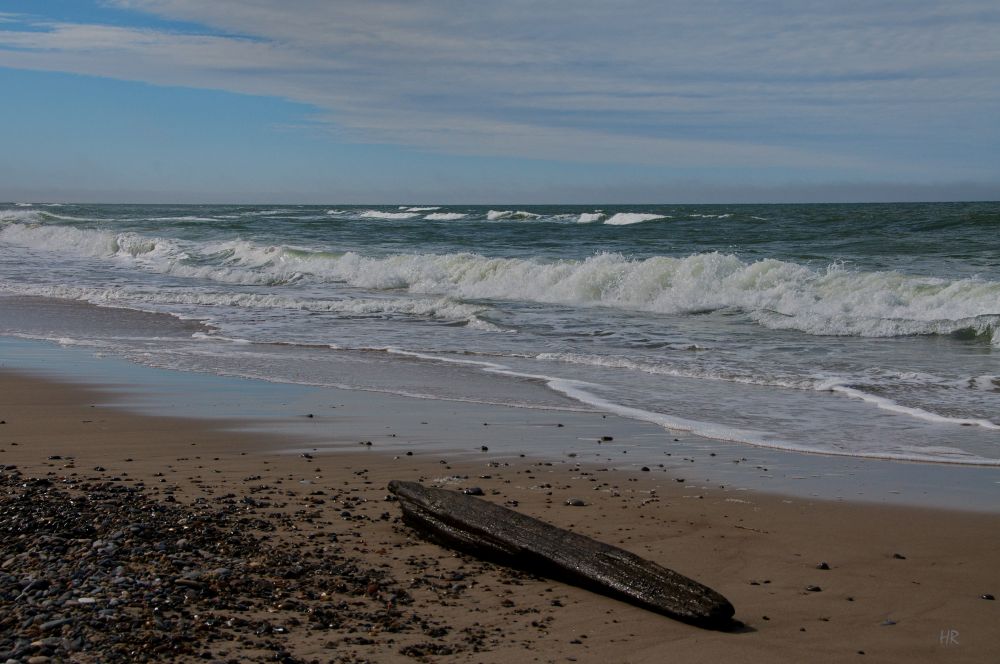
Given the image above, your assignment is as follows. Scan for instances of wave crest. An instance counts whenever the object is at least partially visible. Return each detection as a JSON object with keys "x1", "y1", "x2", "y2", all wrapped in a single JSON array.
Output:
[{"x1": 4, "y1": 219, "x2": 998, "y2": 343}]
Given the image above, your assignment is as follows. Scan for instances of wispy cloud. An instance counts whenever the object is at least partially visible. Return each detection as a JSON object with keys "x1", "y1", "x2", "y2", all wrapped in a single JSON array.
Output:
[{"x1": 1, "y1": 1, "x2": 998, "y2": 175}]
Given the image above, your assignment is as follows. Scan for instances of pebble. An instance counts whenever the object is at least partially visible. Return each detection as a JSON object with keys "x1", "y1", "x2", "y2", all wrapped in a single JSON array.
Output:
[
  {"x1": 565, "y1": 498, "x2": 586, "y2": 507},
  {"x1": 0, "y1": 469, "x2": 450, "y2": 662},
  {"x1": 462, "y1": 487, "x2": 484, "y2": 496}
]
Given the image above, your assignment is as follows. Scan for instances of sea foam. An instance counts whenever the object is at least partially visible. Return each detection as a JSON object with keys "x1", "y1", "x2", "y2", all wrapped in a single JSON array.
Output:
[
  {"x1": 486, "y1": 210, "x2": 541, "y2": 221},
  {"x1": 604, "y1": 213, "x2": 668, "y2": 225},
  {"x1": 4, "y1": 220, "x2": 999, "y2": 344}
]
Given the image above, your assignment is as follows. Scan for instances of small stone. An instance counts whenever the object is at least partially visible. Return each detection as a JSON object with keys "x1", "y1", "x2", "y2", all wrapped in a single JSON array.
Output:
[
  {"x1": 600, "y1": 436, "x2": 613, "y2": 441},
  {"x1": 640, "y1": 466, "x2": 650, "y2": 472},
  {"x1": 805, "y1": 585, "x2": 822, "y2": 592},
  {"x1": 565, "y1": 498, "x2": 586, "y2": 507},
  {"x1": 462, "y1": 487, "x2": 484, "y2": 496},
  {"x1": 817, "y1": 562, "x2": 831, "y2": 570},
  {"x1": 981, "y1": 593, "x2": 995, "y2": 600},
  {"x1": 892, "y1": 553, "x2": 906, "y2": 559}
]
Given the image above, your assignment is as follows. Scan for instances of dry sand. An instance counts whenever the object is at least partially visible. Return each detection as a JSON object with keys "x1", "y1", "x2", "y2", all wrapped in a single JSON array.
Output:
[{"x1": 1, "y1": 370, "x2": 998, "y2": 663}]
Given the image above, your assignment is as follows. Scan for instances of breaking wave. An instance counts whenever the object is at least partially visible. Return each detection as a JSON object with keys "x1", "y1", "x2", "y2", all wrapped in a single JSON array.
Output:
[
  {"x1": 358, "y1": 210, "x2": 420, "y2": 220},
  {"x1": 486, "y1": 210, "x2": 541, "y2": 221},
  {"x1": 605, "y1": 213, "x2": 669, "y2": 225},
  {"x1": 3, "y1": 220, "x2": 999, "y2": 344}
]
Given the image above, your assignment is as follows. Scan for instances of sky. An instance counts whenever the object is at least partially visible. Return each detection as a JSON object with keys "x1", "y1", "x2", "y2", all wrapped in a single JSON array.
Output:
[{"x1": 1, "y1": 1, "x2": 998, "y2": 203}]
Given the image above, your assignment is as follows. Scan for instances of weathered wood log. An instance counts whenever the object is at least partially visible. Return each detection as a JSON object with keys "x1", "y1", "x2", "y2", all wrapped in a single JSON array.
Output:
[{"x1": 388, "y1": 480, "x2": 736, "y2": 629}]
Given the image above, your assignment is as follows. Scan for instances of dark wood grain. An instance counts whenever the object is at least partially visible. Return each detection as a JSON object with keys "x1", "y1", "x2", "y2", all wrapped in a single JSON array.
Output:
[{"x1": 389, "y1": 480, "x2": 736, "y2": 629}]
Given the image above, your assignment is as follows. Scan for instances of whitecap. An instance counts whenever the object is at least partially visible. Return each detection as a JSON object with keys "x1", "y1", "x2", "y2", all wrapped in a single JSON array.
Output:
[
  {"x1": 358, "y1": 210, "x2": 420, "y2": 220},
  {"x1": 604, "y1": 213, "x2": 669, "y2": 225},
  {"x1": 486, "y1": 210, "x2": 541, "y2": 221}
]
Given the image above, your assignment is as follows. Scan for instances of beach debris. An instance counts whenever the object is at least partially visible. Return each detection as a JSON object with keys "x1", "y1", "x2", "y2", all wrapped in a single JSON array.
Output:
[
  {"x1": 387, "y1": 480, "x2": 736, "y2": 628},
  {"x1": 0, "y1": 470, "x2": 436, "y2": 662}
]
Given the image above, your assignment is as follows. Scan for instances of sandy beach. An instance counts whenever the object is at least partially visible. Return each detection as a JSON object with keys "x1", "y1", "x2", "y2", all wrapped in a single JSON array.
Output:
[{"x1": 1, "y1": 368, "x2": 998, "y2": 663}]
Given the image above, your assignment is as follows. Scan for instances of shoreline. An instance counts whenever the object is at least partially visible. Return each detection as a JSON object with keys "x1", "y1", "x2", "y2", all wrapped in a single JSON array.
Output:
[
  {"x1": 2, "y1": 334, "x2": 998, "y2": 513},
  {"x1": 1, "y1": 361, "x2": 999, "y2": 661}
]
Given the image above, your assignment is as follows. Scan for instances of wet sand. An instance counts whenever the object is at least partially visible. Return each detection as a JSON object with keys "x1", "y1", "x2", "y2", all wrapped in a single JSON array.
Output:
[{"x1": 1, "y1": 369, "x2": 998, "y2": 663}]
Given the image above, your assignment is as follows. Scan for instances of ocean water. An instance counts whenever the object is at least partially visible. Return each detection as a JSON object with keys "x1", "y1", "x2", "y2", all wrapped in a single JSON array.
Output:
[{"x1": 1, "y1": 201, "x2": 998, "y2": 466}]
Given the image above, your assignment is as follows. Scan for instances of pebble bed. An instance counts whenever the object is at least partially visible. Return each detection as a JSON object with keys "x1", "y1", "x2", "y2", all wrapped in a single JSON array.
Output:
[{"x1": 0, "y1": 468, "x2": 506, "y2": 663}]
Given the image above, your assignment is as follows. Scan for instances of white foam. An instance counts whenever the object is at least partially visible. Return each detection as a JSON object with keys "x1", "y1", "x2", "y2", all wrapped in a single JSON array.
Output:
[
  {"x1": 403, "y1": 206, "x2": 441, "y2": 212},
  {"x1": 191, "y1": 331, "x2": 252, "y2": 344},
  {"x1": 5, "y1": 221, "x2": 999, "y2": 346},
  {"x1": 536, "y1": 351, "x2": 814, "y2": 389},
  {"x1": 604, "y1": 213, "x2": 668, "y2": 225},
  {"x1": 826, "y1": 383, "x2": 1000, "y2": 429},
  {"x1": 577, "y1": 212, "x2": 606, "y2": 223},
  {"x1": 466, "y1": 316, "x2": 516, "y2": 333},
  {"x1": 0, "y1": 280, "x2": 496, "y2": 327},
  {"x1": 487, "y1": 210, "x2": 541, "y2": 221},
  {"x1": 358, "y1": 210, "x2": 420, "y2": 220},
  {"x1": 382, "y1": 348, "x2": 1000, "y2": 465},
  {"x1": 424, "y1": 212, "x2": 467, "y2": 221}
]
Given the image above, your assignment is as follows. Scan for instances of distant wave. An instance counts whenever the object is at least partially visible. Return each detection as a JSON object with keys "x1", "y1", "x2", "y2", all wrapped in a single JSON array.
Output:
[
  {"x1": 402, "y1": 206, "x2": 441, "y2": 212},
  {"x1": 424, "y1": 212, "x2": 467, "y2": 221},
  {"x1": 3, "y1": 219, "x2": 999, "y2": 344},
  {"x1": 358, "y1": 210, "x2": 420, "y2": 220},
  {"x1": 577, "y1": 212, "x2": 606, "y2": 223},
  {"x1": 487, "y1": 210, "x2": 541, "y2": 221},
  {"x1": 604, "y1": 213, "x2": 669, "y2": 225}
]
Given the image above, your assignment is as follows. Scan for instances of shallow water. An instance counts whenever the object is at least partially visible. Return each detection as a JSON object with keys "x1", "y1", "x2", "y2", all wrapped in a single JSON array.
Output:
[{"x1": 2, "y1": 201, "x2": 999, "y2": 464}]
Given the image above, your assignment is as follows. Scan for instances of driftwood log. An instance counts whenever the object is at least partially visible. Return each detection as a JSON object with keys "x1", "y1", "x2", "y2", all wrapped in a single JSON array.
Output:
[{"x1": 388, "y1": 480, "x2": 736, "y2": 629}]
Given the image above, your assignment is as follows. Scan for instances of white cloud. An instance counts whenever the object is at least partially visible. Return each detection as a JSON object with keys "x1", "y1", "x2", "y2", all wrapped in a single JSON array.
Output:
[{"x1": 1, "y1": 1, "x2": 998, "y2": 175}]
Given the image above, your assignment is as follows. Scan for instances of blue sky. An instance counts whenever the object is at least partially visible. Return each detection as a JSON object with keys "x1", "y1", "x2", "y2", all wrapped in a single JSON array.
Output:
[{"x1": 1, "y1": 1, "x2": 998, "y2": 203}]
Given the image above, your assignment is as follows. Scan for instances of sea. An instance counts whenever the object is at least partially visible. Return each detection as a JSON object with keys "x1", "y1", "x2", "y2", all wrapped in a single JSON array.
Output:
[{"x1": 1, "y1": 202, "x2": 998, "y2": 466}]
